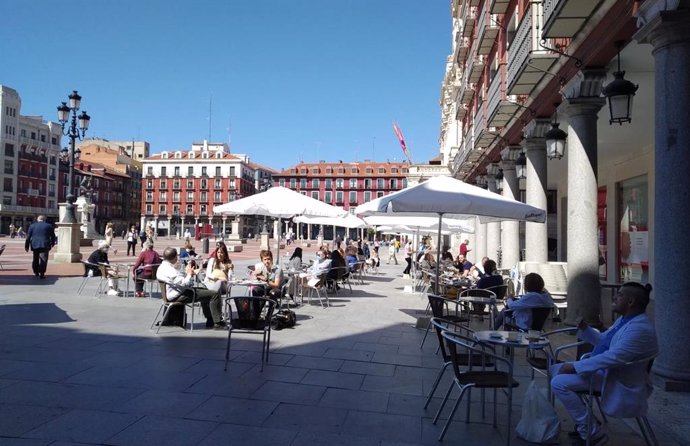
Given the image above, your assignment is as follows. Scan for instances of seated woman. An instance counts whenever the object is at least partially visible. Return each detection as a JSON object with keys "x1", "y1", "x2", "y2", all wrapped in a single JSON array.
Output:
[
  {"x1": 285, "y1": 247, "x2": 303, "y2": 297},
  {"x1": 327, "y1": 249, "x2": 346, "y2": 286},
  {"x1": 204, "y1": 243, "x2": 234, "y2": 294},
  {"x1": 419, "y1": 251, "x2": 436, "y2": 271},
  {"x1": 494, "y1": 272, "x2": 555, "y2": 330},
  {"x1": 87, "y1": 240, "x2": 121, "y2": 296},
  {"x1": 345, "y1": 245, "x2": 358, "y2": 272},
  {"x1": 132, "y1": 240, "x2": 161, "y2": 297},
  {"x1": 367, "y1": 246, "x2": 380, "y2": 269},
  {"x1": 183, "y1": 240, "x2": 198, "y2": 258}
]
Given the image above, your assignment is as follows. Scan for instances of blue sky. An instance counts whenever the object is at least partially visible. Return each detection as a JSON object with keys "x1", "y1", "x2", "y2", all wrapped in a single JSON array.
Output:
[{"x1": 1, "y1": 0, "x2": 450, "y2": 171}]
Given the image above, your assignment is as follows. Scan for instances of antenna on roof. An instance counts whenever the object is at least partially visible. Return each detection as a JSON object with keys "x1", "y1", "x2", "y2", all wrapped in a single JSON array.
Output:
[{"x1": 208, "y1": 95, "x2": 213, "y2": 141}]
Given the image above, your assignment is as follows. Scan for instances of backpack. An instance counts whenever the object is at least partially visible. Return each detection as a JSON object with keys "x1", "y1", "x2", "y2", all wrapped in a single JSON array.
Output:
[{"x1": 272, "y1": 310, "x2": 296, "y2": 330}]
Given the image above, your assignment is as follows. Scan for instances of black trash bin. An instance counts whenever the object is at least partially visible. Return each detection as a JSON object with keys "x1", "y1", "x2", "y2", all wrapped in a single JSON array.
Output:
[{"x1": 202, "y1": 237, "x2": 210, "y2": 254}]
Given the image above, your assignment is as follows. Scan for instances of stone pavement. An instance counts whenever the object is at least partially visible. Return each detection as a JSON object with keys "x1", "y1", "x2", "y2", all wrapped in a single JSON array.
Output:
[{"x1": 0, "y1": 237, "x2": 687, "y2": 445}]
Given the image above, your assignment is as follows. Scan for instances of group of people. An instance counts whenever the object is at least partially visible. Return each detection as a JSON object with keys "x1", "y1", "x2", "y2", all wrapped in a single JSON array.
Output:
[
  {"x1": 124, "y1": 224, "x2": 157, "y2": 257},
  {"x1": 8, "y1": 223, "x2": 26, "y2": 239}
]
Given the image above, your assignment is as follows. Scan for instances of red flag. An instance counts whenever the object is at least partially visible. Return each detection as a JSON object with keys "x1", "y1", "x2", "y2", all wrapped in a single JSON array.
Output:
[{"x1": 393, "y1": 121, "x2": 411, "y2": 162}]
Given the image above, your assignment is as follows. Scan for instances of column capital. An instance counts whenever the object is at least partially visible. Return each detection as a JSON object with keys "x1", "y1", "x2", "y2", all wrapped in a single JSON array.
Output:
[
  {"x1": 500, "y1": 146, "x2": 522, "y2": 162},
  {"x1": 634, "y1": 3, "x2": 690, "y2": 48},
  {"x1": 522, "y1": 118, "x2": 553, "y2": 139},
  {"x1": 561, "y1": 96, "x2": 606, "y2": 119},
  {"x1": 561, "y1": 68, "x2": 608, "y2": 99}
]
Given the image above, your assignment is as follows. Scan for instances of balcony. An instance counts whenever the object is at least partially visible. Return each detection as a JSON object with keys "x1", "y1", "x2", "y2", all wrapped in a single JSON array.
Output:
[
  {"x1": 490, "y1": 0, "x2": 510, "y2": 14},
  {"x1": 455, "y1": 103, "x2": 468, "y2": 120},
  {"x1": 455, "y1": 35, "x2": 470, "y2": 65},
  {"x1": 506, "y1": 3, "x2": 558, "y2": 95},
  {"x1": 461, "y1": 5, "x2": 478, "y2": 38},
  {"x1": 467, "y1": 53, "x2": 486, "y2": 84},
  {"x1": 543, "y1": 0, "x2": 604, "y2": 38},
  {"x1": 458, "y1": 81, "x2": 475, "y2": 105},
  {"x1": 172, "y1": 183, "x2": 182, "y2": 190},
  {"x1": 487, "y1": 66, "x2": 521, "y2": 127},
  {"x1": 473, "y1": 104, "x2": 497, "y2": 149},
  {"x1": 476, "y1": 2, "x2": 499, "y2": 55}
]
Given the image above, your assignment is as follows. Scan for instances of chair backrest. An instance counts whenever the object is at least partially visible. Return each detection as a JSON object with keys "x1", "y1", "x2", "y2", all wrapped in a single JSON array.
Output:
[
  {"x1": 158, "y1": 281, "x2": 169, "y2": 302},
  {"x1": 530, "y1": 307, "x2": 553, "y2": 330},
  {"x1": 460, "y1": 288, "x2": 496, "y2": 299},
  {"x1": 227, "y1": 295, "x2": 277, "y2": 330},
  {"x1": 430, "y1": 317, "x2": 475, "y2": 362},
  {"x1": 485, "y1": 284, "x2": 508, "y2": 300},
  {"x1": 428, "y1": 294, "x2": 454, "y2": 319},
  {"x1": 442, "y1": 331, "x2": 511, "y2": 379}
]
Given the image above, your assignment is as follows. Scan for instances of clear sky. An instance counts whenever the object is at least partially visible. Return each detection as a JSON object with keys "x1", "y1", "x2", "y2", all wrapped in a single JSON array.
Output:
[{"x1": 1, "y1": 0, "x2": 450, "y2": 171}]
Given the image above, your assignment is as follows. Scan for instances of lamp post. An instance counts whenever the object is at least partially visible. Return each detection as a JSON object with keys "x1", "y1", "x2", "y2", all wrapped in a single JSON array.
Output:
[
  {"x1": 57, "y1": 91, "x2": 90, "y2": 222},
  {"x1": 546, "y1": 103, "x2": 567, "y2": 160}
]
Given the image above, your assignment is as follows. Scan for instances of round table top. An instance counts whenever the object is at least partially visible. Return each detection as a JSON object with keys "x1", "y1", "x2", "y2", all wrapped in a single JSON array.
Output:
[{"x1": 474, "y1": 330, "x2": 549, "y2": 348}]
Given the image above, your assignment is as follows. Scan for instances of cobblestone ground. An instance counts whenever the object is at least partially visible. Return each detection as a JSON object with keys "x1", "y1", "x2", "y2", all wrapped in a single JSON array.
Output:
[{"x1": 0, "y1": 236, "x2": 686, "y2": 445}]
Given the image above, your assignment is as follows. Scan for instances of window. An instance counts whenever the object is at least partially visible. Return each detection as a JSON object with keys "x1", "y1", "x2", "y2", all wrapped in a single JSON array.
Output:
[
  {"x1": 215, "y1": 179, "x2": 222, "y2": 188},
  {"x1": 159, "y1": 204, "x2": 167, "y2": 214},
  {"x1": 311, "y1": 179, "x2": 319, "y2": 188},
  {"x1": 311, "y1": 191, "x2": 319, "y2": 200},
  {"x1": 147, "y1": 179, "x2": 153, "y2": 189},
  {"x1": 364, "y1": 179, "x2": 372, "y2": 189},
  {"x1": 188, "y1": 166, "x2": 194, "y2": 176},
  {"x1": 349, "y1": 191, "x2": 357, "y2": 203},
  {"x1": 325, "y1": 191, "x2": 332, "y2": 203},
  {"x1": 173, "y1": 180, "x2": 180, "y2": 189},
  {"x1": 364, "y1": 191, "x2": 371, "y2": 202},
  {"x1": 41, "y1": 135, "x2": 46, "y2": 142},
  {"x1": 377, "y1": 179, "x2": 384, "y2": 189},
  {"x1": 187, "y1": 180, "x2": 193, "y2": 189},
  {"x1": 378, "y1": 167, "x2": 385, "y2": 174},
  {"x1": 215, "y1": 166, "x2": 221, "y2": 176},
  {"x1": 402, "y1": 179, "x2": 407, "y2": 188},
  {"x1": 187, "y1": 192, "x2": 194, "y2": 201},
  {"x1": 201, "y1": 179, "x2": 207, "y2": 189},
  {"x1": 186, "y1": 204, "x2": 193, "y2": 214},
  {"x1": 377, "y1": 191, "x2": 384, "y2": 198},
  {"x1": 4, "y1": 160, "x2": 13, "y2": 174},
  {"x1": 161, "y1": 167, "x2": 167, "y2": 176},
  {"x1": 618, "y1": 175, "x2": 649, "y2": 283},
  {"x1": 336, "y1": 191, "x2": 343, "y2": 203},
  {"x1": 290, "y1": 178, "x2": 296, "y2": 188},
  {"x1": 200, "y1": 191, "x2": 207, "y2": 201},
  {"x1": 336, "y1": 179, "x2": 344, "y2": 189},
  {"x1": 4, "y1": 143, "x2": 14, "y2": 157},
  {"x1": 229, "y1": 166, "x2": 235, "y2": 176},
  {"x1": 201, "y1": 166, "x2": 207, "y2": 176},
  {"x1": 325, "y1": 179, "x2": 332, "y2": 189},
  {"x1": 146, "y1": 204, "x2": 153, "y2": 213},
  {"x1": 200, "y1": 204, "x2": 207, "y2": 214},
  {"x1": 159, "y1": 191, "x2": 167, "y2": 201},
  {"x1": 279, "y1": 178, "x2": 285, "y2": 187},
  {"x1": 214, "y1": 191, "x2": 222, "y2": 202},
  {"x1": 351, "y1": 167, "x2": 358, "y2": 173},
  {"x1": 349, "y1": 179, "x2": 357, "y2": 188},
  {"x1": 147, "y1": 166, "x2": 153, "y2": 175},
  {"x1": 31, "y1": 131, "x2": 36, "y2": 140},
  {"x1": 390, "y1": 179, "x2": 397, "y2": 189},
  {"x1": 160, "y1": 180, "x2": 167, "y2": 189},
  {"x1": 300, "y1": 168, "x2": 307, "y2": 174},
  {"x1": 173, "y1": 191, "x2": 180, "y2": 201},
  {"x1": 391, "y1": 167, "x2": 398, "y2": 173},
  {"x1": 300, "y1": 178, "x2": 307, "y2": 189},
  {"x1": 174, "y1": 166, "x2": 180, "y2": 176}
]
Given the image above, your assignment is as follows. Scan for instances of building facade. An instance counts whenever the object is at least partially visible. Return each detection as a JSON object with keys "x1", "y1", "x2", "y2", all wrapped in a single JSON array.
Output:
[
  {"x1": 0, "y1": 85, "x2": 63, "y2": 233},
  {"x1": 141, "y1": 140, "x2": 258, "y2": 238},
  {"x1": 439, "y1": 0, "x2": 690, "y2": 389},
  {"x1": 78, "y1": 142, "x2": 144, "y2": 233}
]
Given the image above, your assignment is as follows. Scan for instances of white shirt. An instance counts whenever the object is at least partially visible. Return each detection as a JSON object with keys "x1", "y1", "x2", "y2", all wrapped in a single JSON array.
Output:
[{"x1": 156, "y1": 260, "x2": 193, "y2": 300}]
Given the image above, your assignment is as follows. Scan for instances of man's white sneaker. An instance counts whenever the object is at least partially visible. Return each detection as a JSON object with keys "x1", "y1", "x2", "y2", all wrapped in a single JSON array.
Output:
[{"x1": 107, "y1": 289, "x2": 120, "y2": 296}]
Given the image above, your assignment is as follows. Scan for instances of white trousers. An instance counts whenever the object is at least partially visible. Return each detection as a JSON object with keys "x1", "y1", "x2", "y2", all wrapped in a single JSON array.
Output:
[{"x1": 550, "y1": 363, "x2": 604, "y2": 439}]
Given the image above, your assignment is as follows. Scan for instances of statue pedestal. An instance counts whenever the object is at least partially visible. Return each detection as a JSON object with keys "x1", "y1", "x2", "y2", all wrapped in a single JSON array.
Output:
[
  {"x1": 260, "y1": 231, "x2": 270, "y2": 251},
  {"x1": 53, "y1": 203, "x2": 83, "y2": 263},
  {"x1": 75, "y1": 196, "x2": 100, "y2": 240},
  {"x1": 226, "y1": 219, "x2": 246, "y2": 244}
]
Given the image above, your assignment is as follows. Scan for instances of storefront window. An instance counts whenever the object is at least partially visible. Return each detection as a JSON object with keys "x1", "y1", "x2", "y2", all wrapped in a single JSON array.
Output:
[
  {"x1": 598, "y1": 187, "x2": 607, "y2": 280},
  {"x1": 618, "y1": 175, "x2": 648, "y2": 283}
]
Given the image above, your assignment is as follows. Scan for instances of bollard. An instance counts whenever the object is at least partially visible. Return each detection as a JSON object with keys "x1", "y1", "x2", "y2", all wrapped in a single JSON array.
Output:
[{"x1": 202, "y1": 237, "x2": 210, "y2": 254}]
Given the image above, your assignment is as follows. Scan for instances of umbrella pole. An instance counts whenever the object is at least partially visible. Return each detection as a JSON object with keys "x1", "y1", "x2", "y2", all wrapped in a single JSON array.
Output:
[
  {"x1": 434, "y1": 213, "x2": 443, "y2": 295},
  {"x1": 276, "y1": 217, "x2": 281, "y2": 267}
]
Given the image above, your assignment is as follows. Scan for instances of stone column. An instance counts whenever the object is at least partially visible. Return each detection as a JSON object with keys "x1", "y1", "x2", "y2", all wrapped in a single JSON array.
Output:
[
  {"x1": 523, "y1": 119, "x2": 551, "y2": 262},
  {"x1": 486, "y1": 176, "x2": 501, "y2": 262},
  {"x1": 474, "y1": 216, "x2": 487, "y2": 264},
  {"x1": 222, "y1": 216, "x2": 227, "y2": 236},
  {"x1": 500, "y1": 147, "x2": 521, "y2": 269},
  {"x1": 635, "y1": 2, "x2": 690, "y2": 390},
  {"x1": 180, "y1": 218, "x2": 185, "y2": 237},
  {"x1": 561, "y1": 69, "x2": 607, "y2": 326}
]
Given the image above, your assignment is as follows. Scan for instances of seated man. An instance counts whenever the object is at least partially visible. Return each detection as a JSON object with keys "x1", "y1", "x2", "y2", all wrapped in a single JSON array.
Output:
[
  {"x1": 494, "y1": 272, "x2": 554, "y2": 330},
  {"x1": 253, "y1": 249, "x2": 284, "y2": 299},
  {"x1": 454, "y1": 254, "x2": 473, "y2": 277},
  {"x1": 550, "y1": 282, "x2": 658, "y2": 444},
  {"x1": 156, "y1": 247, "x2": 225, "y2": 329},
  {"x1": 86, "y1": 240, "x2": 121, "y2": 296}
]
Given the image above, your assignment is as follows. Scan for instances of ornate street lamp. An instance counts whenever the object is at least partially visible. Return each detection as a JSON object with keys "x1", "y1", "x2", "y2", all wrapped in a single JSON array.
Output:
[
  {"x1": 57, "y1": 91, "x2": 90, "y2": 222},
  {"x1": 495, "y1": 168, "x2": 504, "y2": 193},
  {"x1": 515, "y1": 152, "x2": 527, "y2": 179},
  {"x1": 602, "y1": 41, "x2": 639, "y2": 125},
  {"x1": 546, "y1": 103, "x2": 567, "y2": 160}
]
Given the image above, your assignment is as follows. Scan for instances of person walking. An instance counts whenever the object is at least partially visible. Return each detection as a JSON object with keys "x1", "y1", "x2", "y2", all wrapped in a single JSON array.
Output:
[
  {"x1": 387, "y1": 242, "x2": 398, "y2": 265},
  {"x1": 104, "y1": 222, "x2": 117, "y2": 254},
  {"x1": 24, "y1": 215, "x2": 56, "y2": 279},
  {"x1": 403, "y1": 241, "x2": 413, "y2": 275}
]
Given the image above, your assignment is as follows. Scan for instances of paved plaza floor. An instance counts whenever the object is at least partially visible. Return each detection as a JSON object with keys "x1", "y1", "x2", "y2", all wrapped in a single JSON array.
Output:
[{"x1": 0, "y1": 237, "x2": 688, "y2": 445}]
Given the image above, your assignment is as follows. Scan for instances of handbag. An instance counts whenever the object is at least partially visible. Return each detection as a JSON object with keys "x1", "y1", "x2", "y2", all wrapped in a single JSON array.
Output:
[{"x1": 515, "y1": 381, "x2": 560, "y2": 443}]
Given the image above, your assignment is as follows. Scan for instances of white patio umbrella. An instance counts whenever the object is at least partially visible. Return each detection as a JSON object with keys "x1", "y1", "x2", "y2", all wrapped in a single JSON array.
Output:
[
  {"x1": 294, "y1": 214, "x2": 368, "y2": 229},
  {"x1": 213, "y1": 186, "x2": 347, "y2": 260},
  {"x1": 355, "y1": 175, "x2": 546, "y2": 293}
]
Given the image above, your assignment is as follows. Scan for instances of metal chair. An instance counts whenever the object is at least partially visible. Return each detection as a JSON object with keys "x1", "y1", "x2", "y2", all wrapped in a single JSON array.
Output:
[
  {"x1": 224, "y1": 295, "x2": 277, "y2": 372},
  {"x1": 504, "y1": 306, "x2": 553, "y2": 332},
  {"x1": 579, "y1": 354, "x2": 659, "y2": 446},
  {"x1": 77, "y1": 260, "x2": 104, "y2": 295},
  {"x1": 419, "y1": 294, "x2": 470, "y2": 349},
  {"x1": 150, "y1": 281, "x2": 199, "y2": 333},
  {"x1": 303, "y1": 272, "x2": 329, "y2": 308},
  {"x1": 434, "y1": 331, "x2": 519, "y2": 445},
  {"x1": 140, "y1": 264, "x2": 161, "y2": 298}
]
